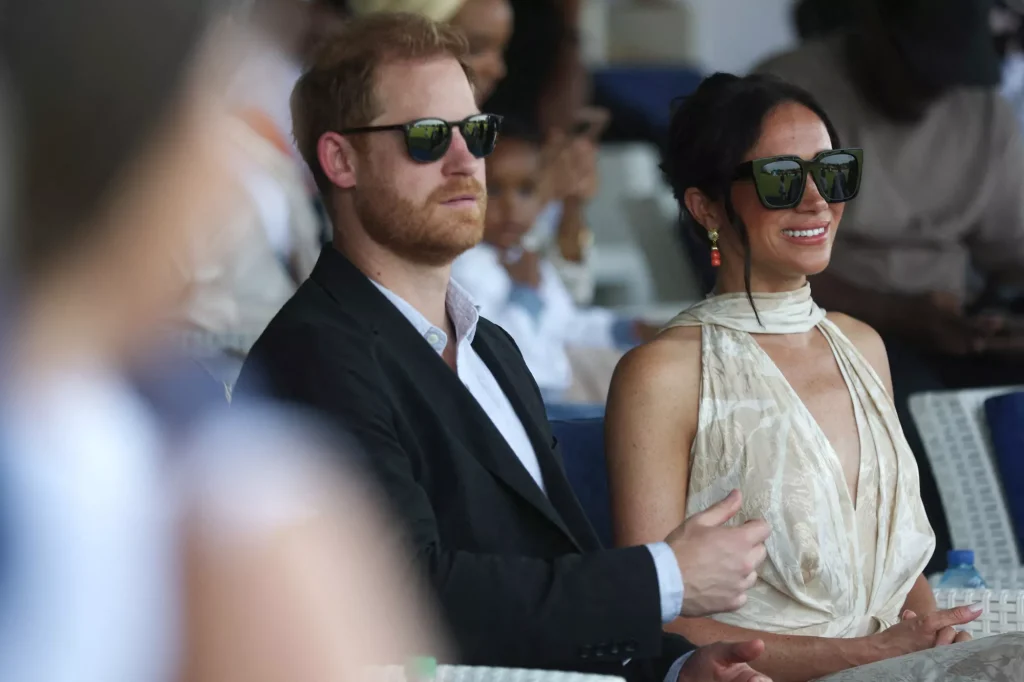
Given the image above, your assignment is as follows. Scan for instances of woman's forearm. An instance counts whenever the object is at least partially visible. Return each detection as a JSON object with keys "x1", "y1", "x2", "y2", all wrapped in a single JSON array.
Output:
[
  {"x1": 901, "y1": 575, "x2": 938, "y2": 616},
  {"x1": 668, "y1": 617, "x2": 882, "y2": 682}
]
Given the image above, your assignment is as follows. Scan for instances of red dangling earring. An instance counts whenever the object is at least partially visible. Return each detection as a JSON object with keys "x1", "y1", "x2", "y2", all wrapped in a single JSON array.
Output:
[{"x1": 709, "y1": 229, "x2": 721, "y2": 267}]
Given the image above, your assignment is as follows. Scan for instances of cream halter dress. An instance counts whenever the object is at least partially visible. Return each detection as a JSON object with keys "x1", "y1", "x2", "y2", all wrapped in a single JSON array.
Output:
[{"x1": 664, "y1": 285, "x2": 935, "y2": 638}]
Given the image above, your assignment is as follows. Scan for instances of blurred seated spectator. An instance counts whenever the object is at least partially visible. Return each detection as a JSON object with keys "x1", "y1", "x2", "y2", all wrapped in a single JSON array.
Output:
[
  {"x1": 994, "y1": 0, "x2": 1024, "y2": 131},
  {"x1": 350, "y1": 0, "x2": 512, "y2": 106},
  {"x1": 792, "y1": 0, "x2": 856, "y2": 41},
  {"x1": 524, "y1": 107, "x2": 607, "y2": 306},
  {"x1": 452, "y1": 122, "x2": 658, "y2": 405},
  {"x1": 757, "y1": 0, "x2": 1024, "y2": 573},
  {"x1": 174, "y1": 113, "x2": 322, "y2": 380},
  {"x1": 174, "y1": 0, "x2": 341, "y2": 380},
  {"x1": 482, "y1": 0, "x2": 584, "y2": 136}
]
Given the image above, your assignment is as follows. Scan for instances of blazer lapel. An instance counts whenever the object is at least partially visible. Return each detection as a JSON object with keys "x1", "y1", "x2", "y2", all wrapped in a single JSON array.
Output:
[
  {"x1": 472, "y1": 333, "x2": 588, "y2": 551},
  {"x1": 312, "y1": 247, "x2": 581, "y2": 548}
]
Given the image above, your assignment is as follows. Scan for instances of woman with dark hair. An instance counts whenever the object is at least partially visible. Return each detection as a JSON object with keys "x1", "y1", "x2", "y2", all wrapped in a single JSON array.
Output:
[
  {"x1": 758, "y1": 0, "x2": 1024, "y2": 576},
  {"x1": 603, "y1": 73, "x2": 1024, "y2": 682}
]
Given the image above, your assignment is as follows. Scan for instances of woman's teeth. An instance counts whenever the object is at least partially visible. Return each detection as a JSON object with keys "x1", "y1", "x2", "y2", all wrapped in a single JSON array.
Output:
[{"x1": 782, "y1": 227, "x2": 827, "y2": 238}]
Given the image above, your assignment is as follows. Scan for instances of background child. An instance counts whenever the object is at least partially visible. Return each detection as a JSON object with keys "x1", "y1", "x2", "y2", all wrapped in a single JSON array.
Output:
[{"x1": 452, "y1": 120, "x2": 659, "y2": 408}]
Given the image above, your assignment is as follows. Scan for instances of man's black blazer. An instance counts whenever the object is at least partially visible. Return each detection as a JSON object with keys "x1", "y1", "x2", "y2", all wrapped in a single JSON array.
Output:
[{"x1": 237, "y1": 247, "x2": 695, "y2": 680}]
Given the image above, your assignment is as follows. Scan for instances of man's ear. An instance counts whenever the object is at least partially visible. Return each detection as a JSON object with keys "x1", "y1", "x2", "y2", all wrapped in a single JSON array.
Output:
[{"x1": 317, "y1": 131, "x2": 357, "y2": 189}]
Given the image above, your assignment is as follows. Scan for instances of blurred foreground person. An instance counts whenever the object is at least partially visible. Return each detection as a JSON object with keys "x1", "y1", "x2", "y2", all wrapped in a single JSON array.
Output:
[
  {"x1": 0, "y1": 3, "x2": 438, "y2": 682},
  {"x1": 175, "y1": 0, "x2": 349, "y2": 379}
]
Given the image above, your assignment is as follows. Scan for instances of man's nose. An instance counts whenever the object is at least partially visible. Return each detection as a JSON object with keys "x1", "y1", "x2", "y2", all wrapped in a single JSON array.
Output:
[{"x1": 442, "y1": 128, "x2": 481, "y2": 175}]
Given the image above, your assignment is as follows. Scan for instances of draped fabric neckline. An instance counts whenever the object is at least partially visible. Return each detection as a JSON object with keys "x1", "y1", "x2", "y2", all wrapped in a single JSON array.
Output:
[
  {"x1": 660, "y1": 281, "x2": 935, "y2": 639},
  {"x1": 664, "y1": 283, "x2": 826, "y2": 335}
]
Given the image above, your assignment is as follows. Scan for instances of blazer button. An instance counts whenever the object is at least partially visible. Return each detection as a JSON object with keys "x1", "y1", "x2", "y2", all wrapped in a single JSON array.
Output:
[
  {"x1": 594, "y1": 645, "x2": 608, "y2": 658},
  {"x1": 624, "y1": 642, "x2": 637, "y2": 654},
  {"x1": 579, "y1": 645, "x2": 592, "y2": 660},
  {"x1": 610, "y1": 644, "x2": 620, "y2": 656}
]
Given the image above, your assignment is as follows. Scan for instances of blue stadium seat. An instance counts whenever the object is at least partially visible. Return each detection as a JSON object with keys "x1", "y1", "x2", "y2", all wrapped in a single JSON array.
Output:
[{"x1": 550, "y1": 418, "x2": 614, "y2": 547}]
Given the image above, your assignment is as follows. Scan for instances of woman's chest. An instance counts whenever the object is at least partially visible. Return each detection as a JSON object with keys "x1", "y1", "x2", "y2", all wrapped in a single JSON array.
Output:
[{"x1": 756, "y1": 337, "x2": 863, "y2": 503}]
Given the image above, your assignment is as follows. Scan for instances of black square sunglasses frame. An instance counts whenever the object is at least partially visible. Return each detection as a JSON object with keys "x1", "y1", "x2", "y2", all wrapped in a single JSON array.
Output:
[
  {"x1": 733, "y1": 147, "x2": 864, "y2": 210},
  {"x1": 340, "y1": 113, "x2": 503, "y2": 163}
]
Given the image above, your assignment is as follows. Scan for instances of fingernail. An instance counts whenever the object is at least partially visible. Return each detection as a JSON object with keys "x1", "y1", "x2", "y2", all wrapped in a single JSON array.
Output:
[{"x1": 969, "y1": 603, "x2": 985, "y2": 613}]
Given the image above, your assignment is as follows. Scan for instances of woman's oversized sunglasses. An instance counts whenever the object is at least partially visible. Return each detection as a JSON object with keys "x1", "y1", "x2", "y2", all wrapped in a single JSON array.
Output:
[
  {"x1": 734, "y1": 148, "x2": 863, "y2": 210},
  {"x1": 340, "y1": 113, "x2": 503, "y2": 164}
]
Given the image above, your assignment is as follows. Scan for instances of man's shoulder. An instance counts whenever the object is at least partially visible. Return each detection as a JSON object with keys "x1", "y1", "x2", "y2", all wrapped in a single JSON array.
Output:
[
  {"x1": 240, "y1": 277, "x2": 376, "y2": 388},
  {"x1": 256, "y1": 278, "x2": 370, "y2": 347},
  {"x1": 475, "y1": 316, "x2": 521, "y2": 356},
  {"x1": 474, "y1": 317, "x2": 545, "y2": 389}
]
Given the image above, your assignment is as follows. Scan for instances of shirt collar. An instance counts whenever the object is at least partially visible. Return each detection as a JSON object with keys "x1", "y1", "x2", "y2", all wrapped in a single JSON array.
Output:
[{"x1": 370, "y1": 277, "x2": 480, "y2": 355}]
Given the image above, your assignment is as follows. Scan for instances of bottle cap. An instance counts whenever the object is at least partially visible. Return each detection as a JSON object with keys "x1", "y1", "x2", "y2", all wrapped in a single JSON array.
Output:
[{"x1": 948, "y1": 549, "x2": 975, "y2": 566}]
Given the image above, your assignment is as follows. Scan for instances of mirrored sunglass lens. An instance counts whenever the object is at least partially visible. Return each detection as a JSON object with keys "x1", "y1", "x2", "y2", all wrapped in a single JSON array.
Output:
[
  {"x1": 407, "y1": 120, "x2": 450, "y2": 161},
  {"x1": 756, "y1": 159, "x2": 804, "y2": 207},
  {"x1": 816, "y1": 152, "x2": 859, "y2": 202},
  {"x1": 462, "y1": 115, "x2": 499, "y2": 157}
]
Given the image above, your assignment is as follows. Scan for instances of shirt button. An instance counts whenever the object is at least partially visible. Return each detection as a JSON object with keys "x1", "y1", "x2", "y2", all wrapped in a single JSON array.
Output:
[{"x1": 426, "y1": 332, "x2": 440, "y2": 345}]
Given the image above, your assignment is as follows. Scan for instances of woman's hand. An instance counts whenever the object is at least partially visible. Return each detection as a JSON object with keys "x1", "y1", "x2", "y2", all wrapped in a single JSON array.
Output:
[
  {"x1": 872, "y1": 605, "x2": 981, "y2": 658},
  {"x1": 900, "y1": 609, "x2": 972, "y2": 647}
]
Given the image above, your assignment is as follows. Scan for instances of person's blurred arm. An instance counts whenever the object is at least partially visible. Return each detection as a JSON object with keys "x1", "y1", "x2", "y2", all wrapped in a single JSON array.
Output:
[
  {"x1": 540, "y1": 136, "x2": 599, "y2": 304},
  {"x1": 967, "y1": 96, "x2": 1024, "y2": 289},
  {"x1": 180, "y1": 410, "x2": 443, "y2": 682}
]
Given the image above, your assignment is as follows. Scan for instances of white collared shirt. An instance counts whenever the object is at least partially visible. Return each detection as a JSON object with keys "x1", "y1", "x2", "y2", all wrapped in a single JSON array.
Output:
[
  {"x1": 370, "y1": 278, "x2": 545, "y2": 493},
  {"x1": 369, "y1": 277, "x2": 685, "y2": 628},
  {"x1": 450, "y1": 244, "x2": 630, "y2": 395}
]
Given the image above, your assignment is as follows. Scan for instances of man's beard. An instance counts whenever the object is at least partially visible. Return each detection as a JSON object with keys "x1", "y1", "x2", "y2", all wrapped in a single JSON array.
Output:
[{"x1": 353, "y1": 173, "x2": 486, "y2": 267}]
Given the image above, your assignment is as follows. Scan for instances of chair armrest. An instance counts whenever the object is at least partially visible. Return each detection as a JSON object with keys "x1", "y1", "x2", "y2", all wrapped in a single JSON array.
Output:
[{"x1": 933, "y1": 588, "x2": 1024, "y2": 636}]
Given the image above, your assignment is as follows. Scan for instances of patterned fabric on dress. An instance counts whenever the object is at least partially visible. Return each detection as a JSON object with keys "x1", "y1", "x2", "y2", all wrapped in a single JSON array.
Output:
[
  {"x1": 820, "y1": 633, "x2": 1024, "y2": 681},
  {"x1": 663, "y1": 285, "x2": 936, "y2": 637}
]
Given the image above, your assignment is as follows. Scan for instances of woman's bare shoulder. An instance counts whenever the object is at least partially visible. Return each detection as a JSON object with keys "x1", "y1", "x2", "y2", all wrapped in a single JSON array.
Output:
[
  {"x1": 606, "y1": 327, "x2": 703, "y2": 474},
  {"x1": 611, "y1": 326, "x2": 704, "y2": 402}
]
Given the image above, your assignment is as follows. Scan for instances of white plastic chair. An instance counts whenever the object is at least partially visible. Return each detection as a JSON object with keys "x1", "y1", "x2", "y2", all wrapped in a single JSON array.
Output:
[
  {"x1": 932, "y1": 588, "x2": 1024, "y2": 637},
  {"x1": 909, "y1": 387, "x2": 1024, "y2": 587}
]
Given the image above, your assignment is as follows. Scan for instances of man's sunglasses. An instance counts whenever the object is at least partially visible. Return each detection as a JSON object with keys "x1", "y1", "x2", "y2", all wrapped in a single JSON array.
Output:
[
  {"x1": 341, "y1": 113, "x2": 503, "y2": 164},
  {"x1": 734, "y1": 148, "x2": 863, "y2": 210}
]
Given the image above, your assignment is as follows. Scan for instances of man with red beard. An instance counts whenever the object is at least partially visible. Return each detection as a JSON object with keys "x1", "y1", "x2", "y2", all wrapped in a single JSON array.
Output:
[{"x1": 238, "y1": 13, "x2": 772, "y2": 682}]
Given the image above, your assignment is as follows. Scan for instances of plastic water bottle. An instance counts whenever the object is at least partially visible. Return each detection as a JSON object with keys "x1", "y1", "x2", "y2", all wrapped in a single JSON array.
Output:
[{"x1": 937, "y1": 550, "x2": 987, "y2": 589}]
